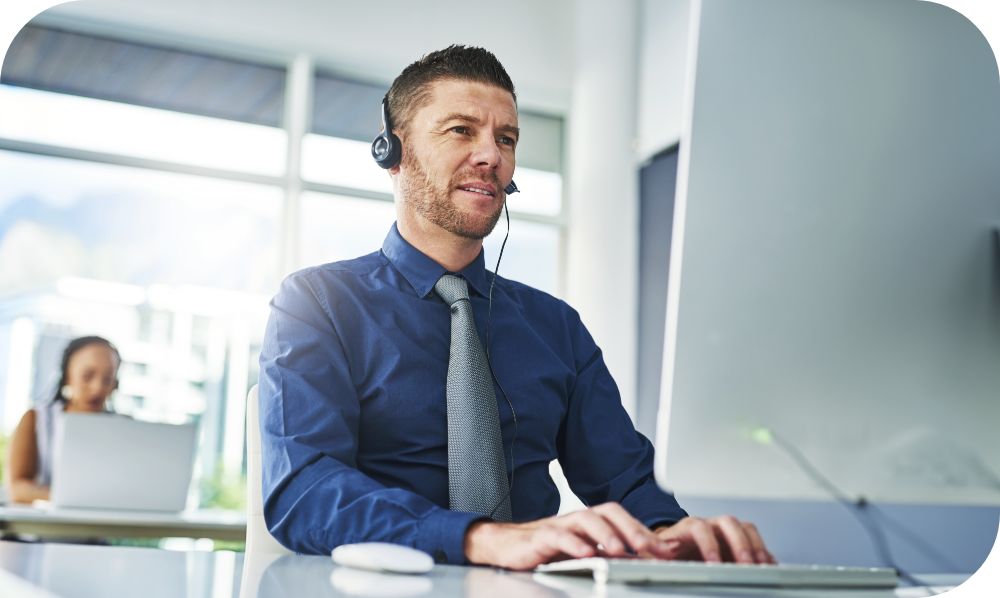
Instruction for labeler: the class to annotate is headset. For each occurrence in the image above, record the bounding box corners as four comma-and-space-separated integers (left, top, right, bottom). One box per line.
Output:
372, 94, 520, 520
371, 96, 402, 170
371, 95, 519, 195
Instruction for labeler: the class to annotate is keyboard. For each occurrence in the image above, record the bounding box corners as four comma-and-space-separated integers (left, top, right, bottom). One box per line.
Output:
534, 558, 899, 588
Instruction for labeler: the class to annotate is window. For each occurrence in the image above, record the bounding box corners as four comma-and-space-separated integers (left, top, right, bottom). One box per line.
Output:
0, 86, 286, 175
483, 217, 561, 296
0, 150, 282, 294
0, 23, 565, 512
301, 135, 392, 193
299, 192, 395, 267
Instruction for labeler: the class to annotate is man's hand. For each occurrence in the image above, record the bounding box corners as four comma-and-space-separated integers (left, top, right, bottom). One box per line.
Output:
464, 502, 679, 570
464, 504, 776, 570
654, 515, 776, 564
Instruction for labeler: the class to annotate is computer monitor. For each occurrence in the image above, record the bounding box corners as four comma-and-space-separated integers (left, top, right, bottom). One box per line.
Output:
655, 0, 1000, 505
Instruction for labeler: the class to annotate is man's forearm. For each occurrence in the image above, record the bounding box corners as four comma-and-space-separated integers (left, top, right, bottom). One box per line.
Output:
265, 455, 481, 562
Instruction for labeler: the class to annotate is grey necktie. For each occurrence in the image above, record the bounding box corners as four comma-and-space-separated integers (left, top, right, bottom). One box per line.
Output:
434, 274, 513, 522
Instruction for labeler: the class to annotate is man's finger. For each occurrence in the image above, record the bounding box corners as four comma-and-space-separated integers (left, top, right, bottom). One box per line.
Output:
536, 525, 595, 561
563, 510, 631, 557
638, 536, 684, 560
679, 517, 722, 562
711, 516, 755, 563
740, 521, 776, 564
592, 503, 674, 558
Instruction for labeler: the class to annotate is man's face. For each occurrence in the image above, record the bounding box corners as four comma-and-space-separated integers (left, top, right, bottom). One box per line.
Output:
393, 78, 518, 240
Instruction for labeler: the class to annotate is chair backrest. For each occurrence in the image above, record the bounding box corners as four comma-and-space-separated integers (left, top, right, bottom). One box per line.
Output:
245, 384, 293, 555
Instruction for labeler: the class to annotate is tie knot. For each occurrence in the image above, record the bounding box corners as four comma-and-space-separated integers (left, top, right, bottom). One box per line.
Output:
434, 274, 470, 306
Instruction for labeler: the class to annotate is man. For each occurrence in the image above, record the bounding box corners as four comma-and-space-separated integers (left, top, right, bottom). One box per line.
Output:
259, 45, 773, 570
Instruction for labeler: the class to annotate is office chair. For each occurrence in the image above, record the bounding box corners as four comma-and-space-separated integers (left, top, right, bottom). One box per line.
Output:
245, 384, 293, 555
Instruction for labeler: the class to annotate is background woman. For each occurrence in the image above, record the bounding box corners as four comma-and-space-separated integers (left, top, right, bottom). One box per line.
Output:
5, 336, 121, 503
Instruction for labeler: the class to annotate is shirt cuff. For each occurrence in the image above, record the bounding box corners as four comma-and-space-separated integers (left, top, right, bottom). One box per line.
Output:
620, 479, 689, 529
417, 509, 486, 564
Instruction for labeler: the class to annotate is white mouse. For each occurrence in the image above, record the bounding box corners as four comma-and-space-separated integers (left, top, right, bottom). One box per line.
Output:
331, 542, 435, 574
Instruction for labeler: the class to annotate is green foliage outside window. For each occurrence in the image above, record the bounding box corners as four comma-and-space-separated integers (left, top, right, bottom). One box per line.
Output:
198, 468, 247, 551
200, 467, 247, 512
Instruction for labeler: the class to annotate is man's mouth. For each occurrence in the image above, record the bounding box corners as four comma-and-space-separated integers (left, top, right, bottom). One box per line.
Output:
457, 183, 497, 198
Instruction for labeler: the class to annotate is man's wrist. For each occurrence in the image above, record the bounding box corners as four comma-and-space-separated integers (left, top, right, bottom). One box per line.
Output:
464, 519, 501, 565
650, 519, 681, 532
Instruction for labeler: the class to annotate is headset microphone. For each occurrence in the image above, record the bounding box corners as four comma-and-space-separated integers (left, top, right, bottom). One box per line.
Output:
371, 95, 402, 170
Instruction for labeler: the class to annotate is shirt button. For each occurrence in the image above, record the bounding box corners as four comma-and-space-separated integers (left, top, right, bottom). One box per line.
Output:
433, 550, 447, 562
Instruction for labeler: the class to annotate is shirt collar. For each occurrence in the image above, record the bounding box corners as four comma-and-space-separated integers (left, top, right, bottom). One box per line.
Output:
382, 222, 490, 299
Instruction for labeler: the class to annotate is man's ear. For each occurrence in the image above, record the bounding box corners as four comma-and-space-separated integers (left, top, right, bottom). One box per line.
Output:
388, 133, 404, 175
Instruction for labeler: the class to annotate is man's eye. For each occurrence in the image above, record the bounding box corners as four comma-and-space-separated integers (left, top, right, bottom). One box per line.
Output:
499, 136, 516, 147
450, 126, 470, 135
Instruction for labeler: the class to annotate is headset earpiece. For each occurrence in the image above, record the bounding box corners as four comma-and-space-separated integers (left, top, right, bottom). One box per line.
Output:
504, 180, 519, 195
372, 96, 402, 169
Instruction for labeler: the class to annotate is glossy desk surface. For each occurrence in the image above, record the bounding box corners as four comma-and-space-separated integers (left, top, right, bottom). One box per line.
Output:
0, 505, 246, 541
0, 541, 965, 598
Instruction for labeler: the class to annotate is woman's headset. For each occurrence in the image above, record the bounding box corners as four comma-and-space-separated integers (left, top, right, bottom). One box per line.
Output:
371, 95, 518, 195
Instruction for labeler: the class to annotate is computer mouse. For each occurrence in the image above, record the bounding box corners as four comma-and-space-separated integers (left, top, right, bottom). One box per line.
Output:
331, 542, 435, 574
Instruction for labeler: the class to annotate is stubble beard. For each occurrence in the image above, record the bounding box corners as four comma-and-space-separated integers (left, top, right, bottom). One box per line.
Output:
399, 148, 505, 240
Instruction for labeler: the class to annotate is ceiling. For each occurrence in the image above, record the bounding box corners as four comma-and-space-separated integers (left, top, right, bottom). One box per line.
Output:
31, 0, 576, 114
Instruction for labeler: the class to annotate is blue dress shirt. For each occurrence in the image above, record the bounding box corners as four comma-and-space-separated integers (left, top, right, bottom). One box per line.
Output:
258, 223, 687, 563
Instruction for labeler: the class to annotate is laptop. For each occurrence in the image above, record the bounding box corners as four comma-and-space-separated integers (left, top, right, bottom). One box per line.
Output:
50, 413, 197, 512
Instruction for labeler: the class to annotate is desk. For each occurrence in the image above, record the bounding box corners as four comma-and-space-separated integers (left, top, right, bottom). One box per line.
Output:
0, 541, 967, 598
0, 505, 246, 542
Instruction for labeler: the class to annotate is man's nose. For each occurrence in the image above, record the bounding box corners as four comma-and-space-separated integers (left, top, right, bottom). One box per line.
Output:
469, 133, 501, 169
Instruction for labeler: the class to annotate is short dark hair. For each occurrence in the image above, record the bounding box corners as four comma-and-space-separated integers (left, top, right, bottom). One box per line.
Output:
387, 45, 516, 133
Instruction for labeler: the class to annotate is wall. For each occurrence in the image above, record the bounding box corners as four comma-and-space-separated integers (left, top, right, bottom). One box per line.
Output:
637, 0, 692, 161
564, 0, 641, 417
636, 147, 678, 440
